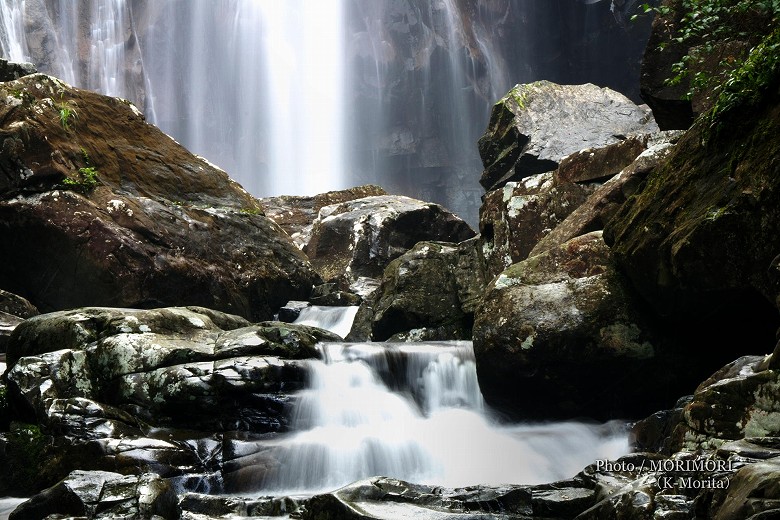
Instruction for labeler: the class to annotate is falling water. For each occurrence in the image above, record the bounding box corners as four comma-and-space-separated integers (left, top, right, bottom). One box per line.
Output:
0, 0, 27, 63
293, 305, 359, 339
256, 342, 628, 494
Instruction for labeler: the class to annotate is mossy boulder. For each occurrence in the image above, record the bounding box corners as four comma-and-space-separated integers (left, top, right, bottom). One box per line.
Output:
473, 232, 667, 419
605, 64, 780, 320
0, 74, 319, 320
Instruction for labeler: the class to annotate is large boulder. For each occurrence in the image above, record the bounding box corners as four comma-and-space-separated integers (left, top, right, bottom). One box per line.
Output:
605, 64, 780, 322
0, 74, 319, 320
303, 195, 475, 288
477, 81, 658, 192
9, 470, 178, 520
1, 306, 339, 495
371, 240, 485, 341
479, 171, 594, 279
260, 184, 387, 247
473, 232, 669, 419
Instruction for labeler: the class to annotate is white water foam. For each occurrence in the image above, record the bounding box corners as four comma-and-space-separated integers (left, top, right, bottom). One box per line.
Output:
256, 342, 628, 494
293, 306, 359, 339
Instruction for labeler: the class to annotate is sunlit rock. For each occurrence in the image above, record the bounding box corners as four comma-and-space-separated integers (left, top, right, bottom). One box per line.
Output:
479, 171, 593, 279
303, 195, 475, 289
478, 81, 658, 192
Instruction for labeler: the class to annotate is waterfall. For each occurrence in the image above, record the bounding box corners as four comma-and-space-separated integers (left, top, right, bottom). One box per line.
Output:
0, 0, 27, 63
293, 305, 359, 339
256, 342, 628, 494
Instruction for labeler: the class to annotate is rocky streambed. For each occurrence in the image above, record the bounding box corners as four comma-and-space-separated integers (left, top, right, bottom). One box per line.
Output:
1, 7, 780, 518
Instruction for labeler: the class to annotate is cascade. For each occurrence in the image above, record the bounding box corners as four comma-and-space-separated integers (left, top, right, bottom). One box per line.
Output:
293, 305, 359, 339
255, 342, 628, 494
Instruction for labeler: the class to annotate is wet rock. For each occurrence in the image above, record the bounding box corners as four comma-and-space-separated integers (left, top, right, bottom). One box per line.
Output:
473, 232, 664, 419
260, 185, 387, 247
478, 81, 658, 192
708, 458, 780, 519
669, 355, 780, 452
302, 477, 534, 520
606, 61, 780, 323
0, 74, 319, 321
179, 492, 299, 519
529, 140, 677, 258
0, 289, 39, 319
309, 283, 361, 306
555, 135, 647, 184
631, 395, 692, 454
0, 59, 36, 82
479, 172, 593, 279
303, 195, 475, 286
9, 470, 178, 520
0, 306, 341, 494
0, 312, 24, 353
277, 301, 310, 323
6, 308, 335, 432
372, 241, 471, 341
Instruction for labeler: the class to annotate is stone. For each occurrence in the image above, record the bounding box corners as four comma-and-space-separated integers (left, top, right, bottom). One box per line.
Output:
303, 195, 475, 286
529, 140, 677, 258
554, 135, 647, 184
0, 289, 39, 319
473, 232, 665, 419
372, 242, 469, 341
479, 172, 593, 279
302, 477, 534, 520
478, 81, 659, 192
605, 81, 780, 323
0, 59, 36, 82
1, 306, 341, 494
0, 74, 319, 321
277, 301, 310, 323
260, 185, 387, 247
9, 470, 178, 520
309, 283, 362, 306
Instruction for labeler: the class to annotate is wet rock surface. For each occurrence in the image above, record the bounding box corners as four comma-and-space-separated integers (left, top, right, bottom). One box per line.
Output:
0, 306, 340, 498
478, 81, 658, 192
303, 195, 475, 289
0, 74, 319, 321
473, 231, 666, 419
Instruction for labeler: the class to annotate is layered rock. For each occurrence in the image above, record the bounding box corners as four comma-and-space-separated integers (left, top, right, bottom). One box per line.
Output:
1, 306, 339, 495
260, 185, 387, 248
0, 74, 319, 320
479, 171, 594, 279
473, 232, 666, 419
303, 195, 475, 290
477, 81, 658, 192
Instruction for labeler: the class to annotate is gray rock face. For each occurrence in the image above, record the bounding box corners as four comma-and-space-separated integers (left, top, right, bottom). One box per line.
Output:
473, 232, 662, 419
303, 195, 475, 288
479, 171, 594, 279
478, 81, 659, 192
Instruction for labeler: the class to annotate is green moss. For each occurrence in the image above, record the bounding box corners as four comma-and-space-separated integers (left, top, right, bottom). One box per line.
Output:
239, 207, 262, 215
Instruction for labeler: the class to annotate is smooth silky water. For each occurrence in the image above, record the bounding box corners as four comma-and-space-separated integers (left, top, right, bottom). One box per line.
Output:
250, 307, 630, 496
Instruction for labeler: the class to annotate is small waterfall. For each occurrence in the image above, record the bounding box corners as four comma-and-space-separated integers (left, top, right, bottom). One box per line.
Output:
293, 306, 359, 339
257, 342, 628, 494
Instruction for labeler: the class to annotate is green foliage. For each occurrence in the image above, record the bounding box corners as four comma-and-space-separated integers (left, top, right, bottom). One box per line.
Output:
56, 95, 77, 131
239, 207, 262, 215
62, 166, 99, 193
638, 0, 780, 98
6, 422, 48, 491
704, 27, 780, 139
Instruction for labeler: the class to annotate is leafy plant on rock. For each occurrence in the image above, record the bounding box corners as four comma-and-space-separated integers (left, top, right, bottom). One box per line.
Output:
636, 0, 780, 98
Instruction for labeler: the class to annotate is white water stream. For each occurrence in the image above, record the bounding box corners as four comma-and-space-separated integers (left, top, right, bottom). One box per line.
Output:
256, 341, 628, 494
